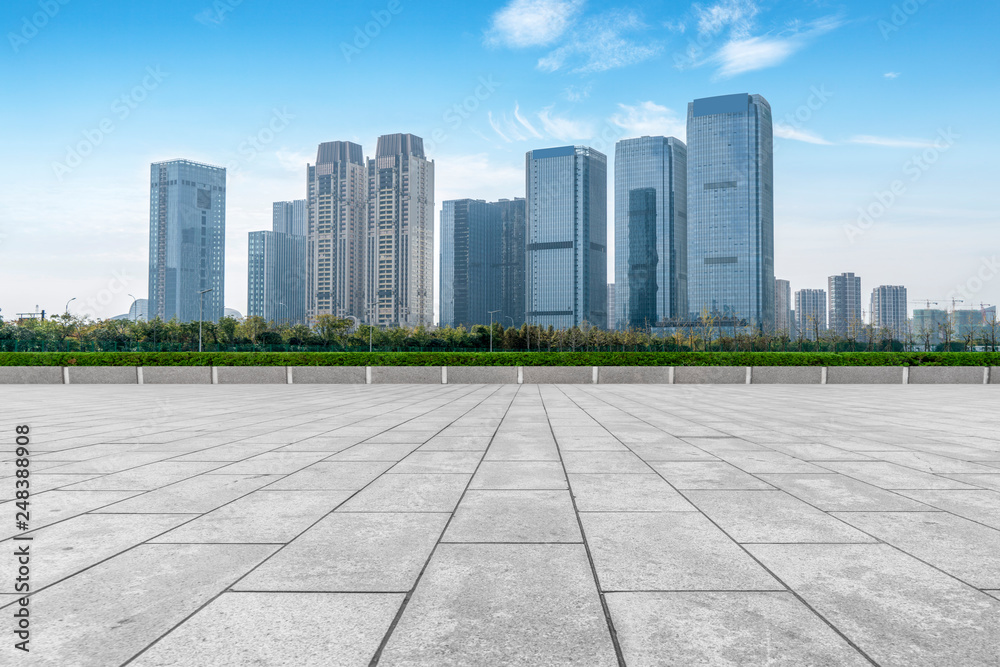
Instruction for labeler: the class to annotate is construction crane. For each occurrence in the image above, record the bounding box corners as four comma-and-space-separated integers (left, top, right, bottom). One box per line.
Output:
910, 299, 940, 309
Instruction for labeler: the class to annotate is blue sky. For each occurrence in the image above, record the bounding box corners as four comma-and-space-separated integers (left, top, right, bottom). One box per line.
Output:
1, 0, 997, 321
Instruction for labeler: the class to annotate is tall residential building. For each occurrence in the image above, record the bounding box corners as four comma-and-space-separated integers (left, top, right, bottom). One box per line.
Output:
607, 284, 616, 330
496, 198, 527, 328
273, 199, 307, 237
614, 136, 687, 330
870, 285, 908, 336
307, 141, 366, 324
439, 199, 501, 329
148, 159, 226, 323
687, 93, 774, 329
367, 134, 434, 327
774, 279, 792, 333
247, 230, 307, 325
795, 289, 827, 340
526, 145, 608, 329
829, 272, 863, 336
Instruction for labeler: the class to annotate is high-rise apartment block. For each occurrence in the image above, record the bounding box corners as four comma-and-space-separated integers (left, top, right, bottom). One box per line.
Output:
526, 146, 608, 329
148, 159, 226, 323
273, 200, 308, 237
614, 136, 687, 330
795, 289, 827, 339
870, 285, 908, 335
606, 284, 616, 330
367, 134, 435, 327
774, 278, 792, 333
247, 230, 307, 325
307, 141, 366, 324
686, 94, 774, 329
828, 272, 863, 336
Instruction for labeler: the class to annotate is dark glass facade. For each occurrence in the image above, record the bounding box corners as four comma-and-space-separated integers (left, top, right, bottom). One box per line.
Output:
439, 199, 504, 328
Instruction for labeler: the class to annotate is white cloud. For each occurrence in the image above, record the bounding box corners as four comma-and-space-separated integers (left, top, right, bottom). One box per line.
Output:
773, 124, 833, 145
708, 16, 842, 78
884, 71, 901, 79
537, 10, 661, 74
514, 103, 544, 138
564, 84, 593, 102
485, 0, 584, 48
488, 112, 512, 143
275, 149, 311, 172
849, 135, 937, 149
537, 107, 592, 140
610, 102, 686, 140
694, 0, 760, 38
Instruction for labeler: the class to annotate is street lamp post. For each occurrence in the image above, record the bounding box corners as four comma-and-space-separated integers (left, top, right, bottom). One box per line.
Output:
488, 309, 501, 353
198, 289, 213, 352
64, 297, 76, 315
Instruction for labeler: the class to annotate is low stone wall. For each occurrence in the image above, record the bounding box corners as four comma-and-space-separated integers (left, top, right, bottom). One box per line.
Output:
0, 365, 994, 385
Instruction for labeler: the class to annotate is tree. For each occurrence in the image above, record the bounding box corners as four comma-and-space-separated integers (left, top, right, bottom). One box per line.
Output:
315, 315, 351, 347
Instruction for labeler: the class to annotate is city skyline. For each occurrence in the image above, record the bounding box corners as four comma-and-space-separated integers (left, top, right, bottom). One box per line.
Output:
2, 1, 997, 321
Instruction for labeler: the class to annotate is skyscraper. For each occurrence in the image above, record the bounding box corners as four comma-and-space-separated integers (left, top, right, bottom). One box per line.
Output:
496, 198, 527, 328
607, 284, 616, 331
148, 159, 226, 323
273, 199, 307, 237
526, 145, 608, 329
686, 94, 774, 330
439, 199, 501, 328
307, 141, 366, 324
614, 136, 687, 330
247, 230, 307, 325
795, 289, 827, 340
367, 134, 435, 327
774, 278, 792, 333
829, 272, 863, 336
870, 285, 908, 336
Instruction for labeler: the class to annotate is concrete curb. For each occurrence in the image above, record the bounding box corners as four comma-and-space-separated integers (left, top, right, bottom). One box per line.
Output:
216, 366, 287, 385
291, 366, 367, 384
0, 367, 65, 384
908, 366, 988, 385
827, 367, 906, 385
142, 367, 213, 385
521, 366, 594, 384
751, 366, 823, 384
66, 367, 138, 384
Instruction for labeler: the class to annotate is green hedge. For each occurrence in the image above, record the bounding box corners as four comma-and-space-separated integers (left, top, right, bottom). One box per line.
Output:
0, 352, 997, 367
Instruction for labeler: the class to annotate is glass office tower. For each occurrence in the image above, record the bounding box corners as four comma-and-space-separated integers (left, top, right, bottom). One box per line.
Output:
247, 230, 307, 325
273, 199, 307, 237
148, 159, 226, 323
686, 94, 773, 329
614, 136, 687, 330
526, 146, 607, 329
496, 198, 527, 328
439, 199, 502, 328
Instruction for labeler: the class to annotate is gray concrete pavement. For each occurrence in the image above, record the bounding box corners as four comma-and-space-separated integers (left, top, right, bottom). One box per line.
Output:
1, 384, 999, 666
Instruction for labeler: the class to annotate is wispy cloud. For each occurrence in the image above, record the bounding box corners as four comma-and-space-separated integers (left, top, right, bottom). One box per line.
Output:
275, 149, 311, 172
537, 10, 662, 74
610, 101, 686, 140
773, 124, 833, 145
849, 135, 937, 149
564, 84, 593, 102
537, 106, 593, 140
884, 71, 901, 79
514, 103, 544, 138
485, 0, 584, 48
709, 16, 843, 78
694, 0, 759, 39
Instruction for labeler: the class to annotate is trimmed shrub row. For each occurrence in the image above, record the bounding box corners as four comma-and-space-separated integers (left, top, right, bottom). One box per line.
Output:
0, 351, 997, 367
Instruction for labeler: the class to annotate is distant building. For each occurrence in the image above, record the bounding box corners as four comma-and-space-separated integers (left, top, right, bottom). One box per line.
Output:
795, 289, 827, 340
774, 279, 792, 333
148, 159, 226, 323
607, 284, 616, 330
954, 309, 981, 340
128, 298, 149, 322
367, 134, 435, 327
828, 272, 862, 337
496, 198, 527, 328
273, 200, 307, 237
912, 309, 948, 347
307, 141, 366, 324
870, 285, 908, 337
439, 199, 500, 329
247, 230, 307, 326
614, 136, 687, 330
687, 93, 774, 329
526, 145, 608, 329
223, 308, 243, 321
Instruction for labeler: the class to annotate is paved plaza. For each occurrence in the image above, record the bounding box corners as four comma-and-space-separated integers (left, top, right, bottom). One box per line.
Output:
2, 383, 1000, 666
